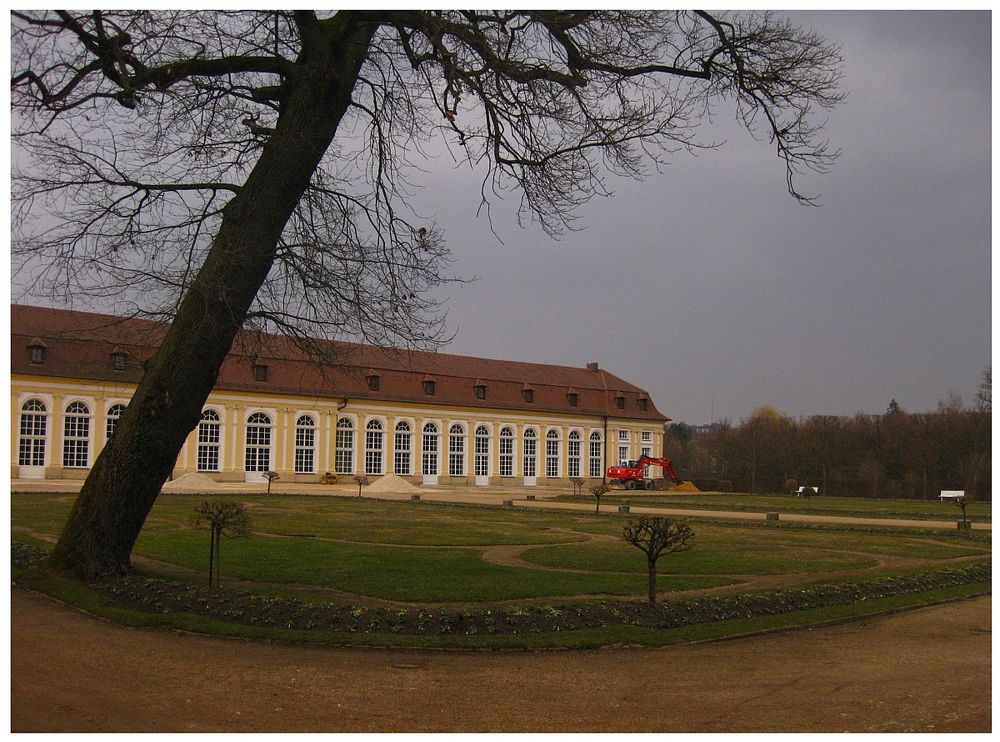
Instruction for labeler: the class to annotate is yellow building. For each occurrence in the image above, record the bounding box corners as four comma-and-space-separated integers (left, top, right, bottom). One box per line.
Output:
12, 305, 668, 487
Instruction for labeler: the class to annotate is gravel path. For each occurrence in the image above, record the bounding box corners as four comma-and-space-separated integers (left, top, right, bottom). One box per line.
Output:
11, 588, 990, 732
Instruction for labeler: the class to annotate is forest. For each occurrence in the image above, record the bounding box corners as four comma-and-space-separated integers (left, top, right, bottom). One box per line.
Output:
665, 372, 991, 500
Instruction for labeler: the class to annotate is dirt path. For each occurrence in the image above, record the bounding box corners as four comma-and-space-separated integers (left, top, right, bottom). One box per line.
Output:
11, 588, 991, 732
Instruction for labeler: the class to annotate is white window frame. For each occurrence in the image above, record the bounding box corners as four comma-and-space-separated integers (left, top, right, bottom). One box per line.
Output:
394, 420, 412, 475
523, 428, 537, 478
499, 425, 515, 477
245, 412, 273, 473
545, 428, 560, 478
105, 402, 127, 441
448, 423, 466, 477
335, 417, 355, 474
365, 419, 385, 475
474, 424, 490, 480
619, 429, 630, 443
18, 398, 48, 469
294, 414, 317, 474
197, 409, 222, 472
589, 431, 603, 478
567, 430, 582, 478
422, 422, 440, 476
62, 401, 91, 468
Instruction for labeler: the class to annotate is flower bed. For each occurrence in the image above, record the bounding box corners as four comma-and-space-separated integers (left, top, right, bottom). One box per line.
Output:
12, 541, 990, 637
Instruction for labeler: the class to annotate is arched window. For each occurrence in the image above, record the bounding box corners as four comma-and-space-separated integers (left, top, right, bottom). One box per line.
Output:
63, 401, 91, 468
335, 418, 355, 474
499, 426, 515, 477
474, 424, 490, 479
18, 399, 47, 468
523, 428, 537, 478
589, 431, 604, 478
245, 412, 272, 473
295, 415, 317, 474
394, 421, 412, 475
568, 430, 582, 478
365, 419, 385, 475
546, 429, 561, 478
448, 423, 466, 476
198, 409, 222, 472
106, 403, 127, 440
422, 422, 439, 476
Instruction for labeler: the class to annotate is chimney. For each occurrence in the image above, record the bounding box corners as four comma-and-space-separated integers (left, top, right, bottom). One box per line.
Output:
586, 362, 599, 371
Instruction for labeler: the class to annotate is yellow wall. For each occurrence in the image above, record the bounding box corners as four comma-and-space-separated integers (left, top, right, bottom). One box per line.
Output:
12, 374, 665, 487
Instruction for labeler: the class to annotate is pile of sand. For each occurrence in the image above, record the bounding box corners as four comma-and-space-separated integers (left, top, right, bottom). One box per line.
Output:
162, 472, 226, 491
672, 481, 702, 493
366, 473, 422, 494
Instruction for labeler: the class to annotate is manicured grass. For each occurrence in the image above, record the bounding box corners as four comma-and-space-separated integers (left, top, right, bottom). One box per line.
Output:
562, 491, 992, 522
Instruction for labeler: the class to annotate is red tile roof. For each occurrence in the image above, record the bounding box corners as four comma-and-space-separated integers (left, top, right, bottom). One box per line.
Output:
11, 304, 668, 421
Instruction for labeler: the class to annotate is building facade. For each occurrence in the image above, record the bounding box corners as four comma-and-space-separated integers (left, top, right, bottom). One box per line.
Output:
12, 305, 668, 487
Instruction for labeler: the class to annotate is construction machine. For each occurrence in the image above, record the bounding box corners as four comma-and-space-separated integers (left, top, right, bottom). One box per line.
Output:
607, 455, 681, 490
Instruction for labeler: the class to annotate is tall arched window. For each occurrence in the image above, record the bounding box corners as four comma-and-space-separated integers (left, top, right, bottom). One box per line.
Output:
245, 412, 272, 473
365, 419, 385, 475
568, 430, 582, 478
198, 409, 222, 472
546, 429, 561, 478
523, 428, 537, 478
474, 424, 490, 479
106, 403, 127, 440
422, 422, 439, 476
589, 431, 604, 478
63, 401, 91, 468
499, 426, 515, 477
295, 415, 316, 474
19, 399, 47, 468
394, 421, 412, 475
448, 423, 466, 476
335, 418, 355, 474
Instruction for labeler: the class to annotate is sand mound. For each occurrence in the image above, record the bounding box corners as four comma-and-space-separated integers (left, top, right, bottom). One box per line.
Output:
366, 473, 422, 494
162, 472, 225, 491
672, 481, 701, 492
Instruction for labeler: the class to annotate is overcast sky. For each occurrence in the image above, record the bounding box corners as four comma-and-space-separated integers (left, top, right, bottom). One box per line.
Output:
411, 10, 992, 425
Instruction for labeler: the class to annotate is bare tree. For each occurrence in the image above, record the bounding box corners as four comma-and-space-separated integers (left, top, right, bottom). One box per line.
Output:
622, 516, 694, 604
193, 500, 252, 588
12, 10, 843, 577
589, 483, 610, 514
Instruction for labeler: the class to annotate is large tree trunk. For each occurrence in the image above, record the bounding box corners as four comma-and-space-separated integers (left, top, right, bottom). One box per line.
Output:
47, 17, 377, 578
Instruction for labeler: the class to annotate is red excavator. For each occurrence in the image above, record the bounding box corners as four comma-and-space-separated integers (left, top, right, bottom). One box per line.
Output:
607, 455, 681, 490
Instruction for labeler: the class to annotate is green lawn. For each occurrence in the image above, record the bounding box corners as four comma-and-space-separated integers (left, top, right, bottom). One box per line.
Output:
561, 491, 992, 522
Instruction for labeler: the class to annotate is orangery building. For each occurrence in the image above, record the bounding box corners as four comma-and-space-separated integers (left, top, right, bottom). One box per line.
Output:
12, 304, 669, 487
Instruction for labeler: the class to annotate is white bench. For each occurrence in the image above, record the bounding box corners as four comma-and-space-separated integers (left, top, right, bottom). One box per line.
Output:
940, 490, 965, 501
796, 486, 818, 496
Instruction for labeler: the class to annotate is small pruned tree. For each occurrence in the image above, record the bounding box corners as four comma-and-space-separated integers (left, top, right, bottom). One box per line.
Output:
589, 483, 610, 514
623, 516, 694, 605
193, 500, 251, 588
354, 475, 370, 498
570, 478, 585, 496
263, 471, 280, 495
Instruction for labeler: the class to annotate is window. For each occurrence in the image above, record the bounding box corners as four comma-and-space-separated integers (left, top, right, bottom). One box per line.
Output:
589, 431, 603, 478
474, 424, 490, 478
62, 401, 91, 468
111, 350, 128, 371
499, 426, 514, 477
106, 403, 126, 440
421, 422, 439, 476
253, 363, 268, 382
567, 392, 578, 407
641, 446, 652, 477
28, 339, 45, 364
568, 430, 581, 478
394, 421, 412, 475
642, 430, 653, 443
367, 374, 380, 391
365, 419, 384, 475
523, 428, 537, 477
522, 387, 534, 403
545, 429, 560, 478
615, 394, 625, 409
474, 383, 487, 400
197, 409, 221, 472
619, 446, 629, 466
335, 418, 355, 474
295, 415, 316, 474
639, 398, 648, 411
18, 399, 47, 467
423, 378, 436, 395
448, 423, 465, 476
619, 429, 630, 442
245, 412, 272, 472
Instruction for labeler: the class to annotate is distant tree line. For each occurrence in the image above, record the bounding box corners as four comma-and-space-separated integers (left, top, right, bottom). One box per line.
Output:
665, 371, 991, 501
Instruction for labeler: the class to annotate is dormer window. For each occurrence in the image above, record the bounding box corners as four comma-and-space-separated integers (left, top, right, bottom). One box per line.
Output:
253, 362, 268, 382
423, 377, 436, 395
638, 397, 649, 411
474, 382, 487, 400
367, 373, 381, 391
522, 386, 534, 403
28, 338, 46, 365
111, 348, 129, 371
615, 393, 626, 410
567, 392, 579, 407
